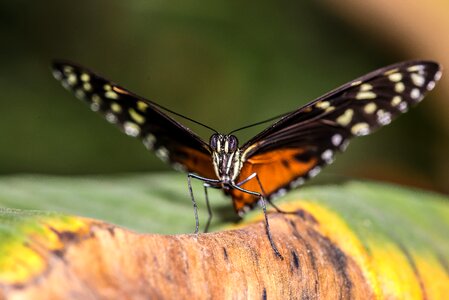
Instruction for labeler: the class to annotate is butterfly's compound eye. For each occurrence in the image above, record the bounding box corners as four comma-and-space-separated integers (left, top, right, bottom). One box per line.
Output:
209, 134, 219, 151
228, 135, 239, 152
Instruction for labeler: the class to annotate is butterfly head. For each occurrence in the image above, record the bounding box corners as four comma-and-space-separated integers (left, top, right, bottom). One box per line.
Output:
209, 134, 242, 183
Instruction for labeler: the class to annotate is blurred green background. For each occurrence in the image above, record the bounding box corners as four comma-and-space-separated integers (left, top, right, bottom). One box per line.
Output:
0, 1, 448, 193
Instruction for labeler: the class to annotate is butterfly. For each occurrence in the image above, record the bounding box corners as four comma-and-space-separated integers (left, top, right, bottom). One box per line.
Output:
52, 60, 441, 258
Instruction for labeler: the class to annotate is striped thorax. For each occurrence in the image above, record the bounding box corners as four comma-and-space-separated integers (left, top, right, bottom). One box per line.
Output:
209, 134, 243, 184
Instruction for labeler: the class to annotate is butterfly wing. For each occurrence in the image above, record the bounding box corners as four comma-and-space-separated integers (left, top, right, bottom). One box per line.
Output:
230, 60, 442, 213
52, 61, 217, 179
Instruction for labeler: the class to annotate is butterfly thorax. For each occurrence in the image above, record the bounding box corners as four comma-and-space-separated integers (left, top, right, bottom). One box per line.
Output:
209, 134, 243, 184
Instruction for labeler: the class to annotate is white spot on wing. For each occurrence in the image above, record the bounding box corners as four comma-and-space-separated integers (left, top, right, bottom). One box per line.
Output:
172, 162, 186, 172
123, 122, 140, 137
290, 177, 305, 189
75, 89, 85, 99
143, 134, 156, 150
410, 88, 421, 100
435, 71, 442, 81
321, 149, 334, 164
426, 81, 435, 91
272, 188, 287, 199
52, 70, 62, 80
308, 166, 321, 178
105, 112, 117, 124
398, 101, 408, 112
156, 147, 170, 162
332, 134, 343, 146
376, 109, 392, 125
340, 140, 350, 151
90, 103, 100, 112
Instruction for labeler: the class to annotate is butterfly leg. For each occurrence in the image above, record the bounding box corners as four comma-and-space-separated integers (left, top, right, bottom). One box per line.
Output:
236, 173, 288, 214
187, 174, 200, 234
231, 184, 283, 259
203, 183, 213, 233
187, 173, 222, 234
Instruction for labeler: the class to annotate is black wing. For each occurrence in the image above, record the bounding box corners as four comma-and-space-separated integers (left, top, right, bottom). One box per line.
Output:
52, 61, 217, 179
231, 60, 441, 213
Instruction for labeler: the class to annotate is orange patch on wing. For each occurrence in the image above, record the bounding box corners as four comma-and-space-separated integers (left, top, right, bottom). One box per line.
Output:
177, 147, 218, 180
230, 148, 318, 212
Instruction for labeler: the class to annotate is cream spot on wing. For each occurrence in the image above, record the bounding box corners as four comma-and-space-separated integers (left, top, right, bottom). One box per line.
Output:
83, 82, 92, 91
137, 101, 149, 112
411, 73, 425, 87
407, 65, 425, 72
129, 108, 145, 124
105, 90, 119, 100
325, 106, 335, 113
356, 91, 376, 100
63, 66, 74, 74
351, 123, 370, 136
364, 102, 377, 114
80, 73, 90, 82
360, 83, 373, 91
351, 80, 362, 86
67, 74, 77, 86
315, 101, 330, 109
111, 103, 122, 113
123, 122, 140, 137
395, 82, 405, 93
103, 84, 112, 91
336, 109, 354, 126
384, 68, 399, 75
391, 95, 402, 106
388, 73, 402, 82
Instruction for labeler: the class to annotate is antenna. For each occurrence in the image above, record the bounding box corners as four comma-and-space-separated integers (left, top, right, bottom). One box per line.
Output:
147, 100, 218, 134
228, 111, 292, 134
